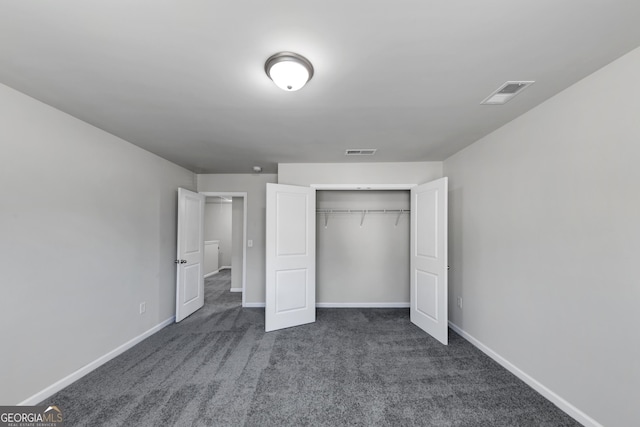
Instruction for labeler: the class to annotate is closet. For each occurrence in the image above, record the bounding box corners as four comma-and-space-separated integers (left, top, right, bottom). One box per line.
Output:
265, 179, 448, 344
316, 190, 410, 306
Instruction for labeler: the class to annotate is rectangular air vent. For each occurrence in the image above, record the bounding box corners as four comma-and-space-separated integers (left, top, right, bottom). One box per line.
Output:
345, 148, 377, 156
481, 81, 534, 105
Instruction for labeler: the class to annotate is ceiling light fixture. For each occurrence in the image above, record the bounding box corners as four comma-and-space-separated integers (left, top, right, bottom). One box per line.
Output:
265, 52, 314, 91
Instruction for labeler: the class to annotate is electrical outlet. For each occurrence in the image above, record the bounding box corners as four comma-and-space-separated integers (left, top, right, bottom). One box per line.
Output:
247, 239, 253, 248
139, 302, 146, 314
456, 297, 463, 309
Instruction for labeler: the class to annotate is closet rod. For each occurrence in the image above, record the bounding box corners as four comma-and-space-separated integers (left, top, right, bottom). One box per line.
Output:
317, 209, 410, 228
315, 209, 410, 213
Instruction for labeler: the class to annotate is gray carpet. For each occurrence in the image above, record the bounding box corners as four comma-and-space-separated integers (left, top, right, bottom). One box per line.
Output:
44, 270, 580, 426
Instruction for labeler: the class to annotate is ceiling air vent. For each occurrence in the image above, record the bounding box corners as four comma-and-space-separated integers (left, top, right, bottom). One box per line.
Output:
481, 81, 534, 105
345, 148, 377, 156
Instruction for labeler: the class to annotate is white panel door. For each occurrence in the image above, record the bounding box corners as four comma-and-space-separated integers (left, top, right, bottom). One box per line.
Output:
265, 183, 316, 332
175, 188, 205, 322
410, 177, 448, 344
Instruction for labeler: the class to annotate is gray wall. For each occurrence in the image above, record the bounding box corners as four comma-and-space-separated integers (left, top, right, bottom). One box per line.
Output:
280, 162, 442, 305
278, 161, 442, 186
0, 83, 196, 404
197, 174, 278, 304
204, 200, 232, 267
197, 164, 442, 305
231, 197, 244, 290
317, 191, 410, 304
444, 47, 640, 427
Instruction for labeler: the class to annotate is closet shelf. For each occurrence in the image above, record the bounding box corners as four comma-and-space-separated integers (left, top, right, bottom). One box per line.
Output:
316, 209, 410, 227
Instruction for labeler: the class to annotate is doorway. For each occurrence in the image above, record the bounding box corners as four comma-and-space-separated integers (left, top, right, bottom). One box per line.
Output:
200, 192, 248, 307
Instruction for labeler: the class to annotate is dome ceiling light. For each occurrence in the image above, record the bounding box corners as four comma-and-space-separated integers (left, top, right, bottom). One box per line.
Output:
265, 52, 314, 91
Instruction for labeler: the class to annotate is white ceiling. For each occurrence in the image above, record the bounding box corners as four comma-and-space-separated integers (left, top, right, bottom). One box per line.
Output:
1, 1, 640, 173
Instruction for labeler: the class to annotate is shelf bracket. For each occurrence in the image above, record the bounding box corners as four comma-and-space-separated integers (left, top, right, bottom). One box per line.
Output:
360, 210, 366, 227
395, 210, 403, 227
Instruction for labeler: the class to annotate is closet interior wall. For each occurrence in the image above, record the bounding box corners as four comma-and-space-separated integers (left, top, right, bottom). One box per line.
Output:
316, 190, 410, 305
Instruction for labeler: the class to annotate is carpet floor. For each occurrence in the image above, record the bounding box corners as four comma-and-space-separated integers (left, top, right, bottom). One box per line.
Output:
45, 270, 580, 426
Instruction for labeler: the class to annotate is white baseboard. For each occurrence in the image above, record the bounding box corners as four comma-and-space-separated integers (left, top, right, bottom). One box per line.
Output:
243, 302, 265, 308
448, 322, 601, 427
19, 316, 175, 406
203, 269, 220, 278
229, 288, 242, 293
316, 302, 410, 308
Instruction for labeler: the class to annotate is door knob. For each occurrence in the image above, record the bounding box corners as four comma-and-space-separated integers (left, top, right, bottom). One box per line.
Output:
180, 260, 187, 264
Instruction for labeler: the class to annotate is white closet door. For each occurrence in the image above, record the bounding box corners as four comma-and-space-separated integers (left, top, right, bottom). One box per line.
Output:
410, 177, 448, 344
176, 188, 205, 322
265, 183, 316, 332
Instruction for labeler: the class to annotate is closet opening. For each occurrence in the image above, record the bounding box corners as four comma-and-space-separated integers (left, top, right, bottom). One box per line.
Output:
266, 179, 447, 341
315, 190, 411, 308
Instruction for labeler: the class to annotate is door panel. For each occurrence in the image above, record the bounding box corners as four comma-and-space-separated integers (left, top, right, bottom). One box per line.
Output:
415, 270, 438, 321
266, 183, 316, 332
275, 269, 308, 312
411, 177, 448, 344
276, 192, 309, 256
416, 190, 438, 258
183, 264, 201, 303
176, 188, 205, 322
